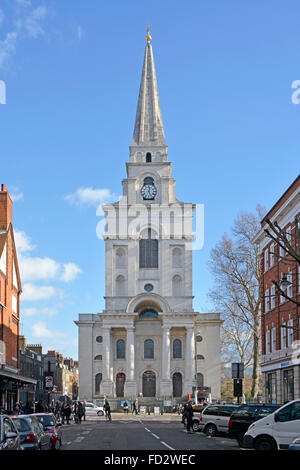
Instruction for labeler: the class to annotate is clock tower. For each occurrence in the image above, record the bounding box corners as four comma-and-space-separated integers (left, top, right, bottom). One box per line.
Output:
76, 29, 222, 404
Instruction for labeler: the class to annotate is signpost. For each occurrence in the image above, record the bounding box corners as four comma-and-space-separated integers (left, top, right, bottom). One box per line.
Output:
232, 363, 244, 404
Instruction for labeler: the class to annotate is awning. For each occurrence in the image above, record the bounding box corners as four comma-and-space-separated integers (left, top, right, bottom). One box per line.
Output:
0, 368, 37, 385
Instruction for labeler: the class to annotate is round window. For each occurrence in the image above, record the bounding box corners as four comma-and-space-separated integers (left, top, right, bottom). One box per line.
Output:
96, 336, 103, 343
196, 335, 203, 342
144, 284, 154, 292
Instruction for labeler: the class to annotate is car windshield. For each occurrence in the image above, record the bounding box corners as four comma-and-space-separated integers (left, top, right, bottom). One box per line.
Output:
36, 415, 55, 427
12, 418, 31, 432
257, 405, 280, 418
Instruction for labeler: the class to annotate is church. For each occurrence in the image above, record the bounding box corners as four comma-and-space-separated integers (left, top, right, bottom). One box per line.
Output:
75, 29, 222, 405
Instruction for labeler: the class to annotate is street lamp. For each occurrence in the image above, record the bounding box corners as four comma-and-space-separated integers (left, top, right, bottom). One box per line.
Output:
280, 275, 291, 289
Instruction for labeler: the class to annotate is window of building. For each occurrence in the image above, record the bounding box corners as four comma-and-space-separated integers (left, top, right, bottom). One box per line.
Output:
266, 330, 270, 354
270, 244, 275, 268
287, 319, 293, 346
144, 283, 154, 292
95, 373, 102, 394
271, 327, 276, 352
94, 355, 102, 360
265, 288, 270, 313
196, 354, 205, 360
139, 229, 158, 268
116, 339, 125, 359
116, 247, 127, 267
264, 248, 269, 271
173, 339, 182, 359
172, 248, 182, 268
196, 373, 204, 388
139, 309, 158, 319
270, 285, 276, 310
287, 271, 293, 298
146, 152, 152, 162
266, 372, 277, 404
281, 324, 287, 349
116, 275, 127, 296
96, 336, 103, 343
196, 335, 203, 342
283, 369, 294, 403
172, 275, 183, 296
144, 339, 154, 359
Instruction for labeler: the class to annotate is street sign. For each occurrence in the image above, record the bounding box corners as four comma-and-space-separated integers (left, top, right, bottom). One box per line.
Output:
232, 363, 244, 379
45, 376, 53, 388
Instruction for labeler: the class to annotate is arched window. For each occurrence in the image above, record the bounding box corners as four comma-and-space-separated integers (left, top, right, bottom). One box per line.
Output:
95, 373, 102, 394
139, 309, 158, 319
172, 275, 183, 296
116, 275, 126, 296
196, 354, 205, 360
172, 248, 182, 268
173, 339, 182, 359
116, 247, 127, 267
116, 339, 125, 359
116, 373, 126, 397
196, 373, 204, 388
144, 339, 154, 359
173, 372, 182, 397
94, 355, 102, 360
146, 152, 152, 162
139, 228, 158, 268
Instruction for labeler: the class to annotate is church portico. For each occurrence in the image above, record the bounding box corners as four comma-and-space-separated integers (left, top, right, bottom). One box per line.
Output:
75, 29, 222, 405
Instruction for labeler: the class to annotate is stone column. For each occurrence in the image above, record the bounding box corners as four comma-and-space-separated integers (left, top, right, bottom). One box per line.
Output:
124, 327, 137, 397
162, 327, 171, 380
102, 327, 113, 396
183, 326, 195, 395
160, 326, 172, 396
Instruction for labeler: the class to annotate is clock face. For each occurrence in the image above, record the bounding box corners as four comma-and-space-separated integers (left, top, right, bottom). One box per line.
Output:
141, 183, 157, 200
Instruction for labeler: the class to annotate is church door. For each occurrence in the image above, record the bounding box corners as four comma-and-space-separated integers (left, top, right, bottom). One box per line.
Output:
142, 370, 156, 397
172, 372, 182, 397
116, 373, 126, 397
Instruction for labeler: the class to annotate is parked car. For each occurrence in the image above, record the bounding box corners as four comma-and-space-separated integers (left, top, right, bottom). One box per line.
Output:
0, 414, 21, 450
289, 436, 300, 450
228, 403, 281, 445
11, 415, 49, 451
84, 402, 104, 416
33, 413, 62, 450
243, 399, 300, 450
193, 404, 239, 435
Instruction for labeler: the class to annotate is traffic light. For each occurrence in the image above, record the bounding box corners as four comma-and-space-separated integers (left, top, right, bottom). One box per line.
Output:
233, 379, 243, 397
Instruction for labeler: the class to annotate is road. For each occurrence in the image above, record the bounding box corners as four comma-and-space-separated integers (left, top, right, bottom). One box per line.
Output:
59, 413, 240, 451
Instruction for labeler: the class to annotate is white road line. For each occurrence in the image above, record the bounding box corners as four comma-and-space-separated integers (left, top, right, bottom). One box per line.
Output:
151, 433, 160, 440
75, 436, 85, 442
145, 428, 151, 433
160, 441, 175, 451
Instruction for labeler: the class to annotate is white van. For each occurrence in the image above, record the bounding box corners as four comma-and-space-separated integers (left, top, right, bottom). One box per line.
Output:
243, 399, 300, 450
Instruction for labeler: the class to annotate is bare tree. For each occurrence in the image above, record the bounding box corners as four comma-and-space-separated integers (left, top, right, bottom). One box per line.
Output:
264, 216, 300, 331
208, 211, 261, 398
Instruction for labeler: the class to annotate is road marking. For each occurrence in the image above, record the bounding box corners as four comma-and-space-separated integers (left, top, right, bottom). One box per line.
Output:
75, 436, 85, 442
160, 441, 175, 450
145, 428, 151, 433
151, 433, 160, 440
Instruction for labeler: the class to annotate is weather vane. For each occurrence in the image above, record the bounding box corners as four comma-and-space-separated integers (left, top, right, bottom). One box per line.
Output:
146, 25, 152, 43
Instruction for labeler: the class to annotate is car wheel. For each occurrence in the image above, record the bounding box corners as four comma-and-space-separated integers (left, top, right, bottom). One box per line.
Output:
192, 420, 201, 432
254, 437, 277, 451
97, 411, 104, 416
205, 424, 217, 437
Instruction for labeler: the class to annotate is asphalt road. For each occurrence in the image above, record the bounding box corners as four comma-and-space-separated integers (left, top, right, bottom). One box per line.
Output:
59, 414, 240, 451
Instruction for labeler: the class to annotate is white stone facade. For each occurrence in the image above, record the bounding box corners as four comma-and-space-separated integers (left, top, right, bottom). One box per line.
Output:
75, 37, 222, 402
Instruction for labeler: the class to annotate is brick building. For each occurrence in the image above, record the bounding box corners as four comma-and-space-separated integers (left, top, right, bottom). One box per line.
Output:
43, 350, 79, 402
18, 336, 46, 404
0, 184, 35, 411
254, 175, 300, 403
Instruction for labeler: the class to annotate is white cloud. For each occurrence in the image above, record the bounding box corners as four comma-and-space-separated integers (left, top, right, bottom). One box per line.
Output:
24, 6, 48, 38
21, 306, 57, 318
14, 230, 36, 253
20, 256, 60, 282
65, 187, 117, 207
60, 263, 82, 282
0, 31, 18, 69
31, 321, 67, 339
22, 283, 58, 301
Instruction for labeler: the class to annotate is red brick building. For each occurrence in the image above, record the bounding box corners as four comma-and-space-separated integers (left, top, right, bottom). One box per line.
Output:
0, 184, 36, 411
254, 175, 300, 403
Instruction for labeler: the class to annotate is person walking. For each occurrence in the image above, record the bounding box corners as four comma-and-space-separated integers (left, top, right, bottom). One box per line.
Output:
75, 401, 84, 424
82, 401, 86, 421
185, 400, 194, 434
104, 400, 111, 422
132, 401, 136, 415
63, 402, 71, 424
123, 401, 129, 414
36, 400, 44, 413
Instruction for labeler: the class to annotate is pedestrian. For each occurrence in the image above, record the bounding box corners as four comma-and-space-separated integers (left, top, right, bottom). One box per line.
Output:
36, 400, 44, 413
104, 399, 111, 422
132, 401, 136, 415
82, 401, 86, 421
185, 400, 194, 434
14, 403, 24, 415
63, 402, 71, 424
123, 401, 129, 414
75, 401, 84, 424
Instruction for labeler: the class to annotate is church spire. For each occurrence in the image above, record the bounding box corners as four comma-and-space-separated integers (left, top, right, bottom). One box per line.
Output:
131, 27, 166, 147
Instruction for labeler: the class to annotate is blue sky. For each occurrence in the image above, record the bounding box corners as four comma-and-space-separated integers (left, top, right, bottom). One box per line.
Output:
0, 0, 299, 360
